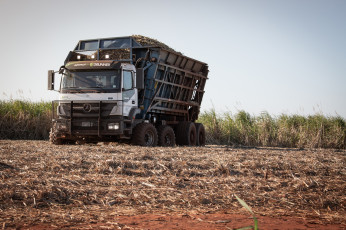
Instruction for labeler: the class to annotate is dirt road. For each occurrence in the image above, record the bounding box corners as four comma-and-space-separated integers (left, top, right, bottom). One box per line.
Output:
0, 140, 345, 229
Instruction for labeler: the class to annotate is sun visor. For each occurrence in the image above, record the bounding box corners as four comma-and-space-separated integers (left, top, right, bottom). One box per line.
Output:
65, 61, 122, 70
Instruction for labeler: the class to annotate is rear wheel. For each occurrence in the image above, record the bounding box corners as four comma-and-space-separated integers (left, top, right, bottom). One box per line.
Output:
176, 121, 196, 146
132, 123, 158, 147
195, 123, 206, 146
157, 125, 176, 147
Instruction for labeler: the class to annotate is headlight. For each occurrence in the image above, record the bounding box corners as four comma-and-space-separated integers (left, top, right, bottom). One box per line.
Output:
108, 123, 119, 130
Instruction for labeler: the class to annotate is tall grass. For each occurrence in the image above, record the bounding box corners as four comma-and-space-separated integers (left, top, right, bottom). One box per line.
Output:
0, 100, 51, 140
1, 100, 345, 149
198, 109, 345, 149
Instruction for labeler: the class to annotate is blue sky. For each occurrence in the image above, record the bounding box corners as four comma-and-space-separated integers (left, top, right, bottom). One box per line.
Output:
0, 0, 345, 117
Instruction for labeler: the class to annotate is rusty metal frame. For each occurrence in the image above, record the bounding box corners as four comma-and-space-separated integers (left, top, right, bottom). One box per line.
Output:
144, 63, 207, 119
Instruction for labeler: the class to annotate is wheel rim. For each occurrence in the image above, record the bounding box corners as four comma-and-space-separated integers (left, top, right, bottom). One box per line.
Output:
144, 131, 154, 146
199, 131, 205, 145
190, 131, 195, 145
164, 134, 172, 145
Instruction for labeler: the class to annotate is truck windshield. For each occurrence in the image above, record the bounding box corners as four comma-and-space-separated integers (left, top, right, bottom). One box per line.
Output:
61, 70, 121, 92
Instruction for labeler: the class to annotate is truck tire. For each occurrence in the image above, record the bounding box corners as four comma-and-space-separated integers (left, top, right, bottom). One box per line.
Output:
157, 125, 176, 147
176, 121, 196, 146
132, 123, 158, 147
195, 123, 206, 146
49, 124, 64, 145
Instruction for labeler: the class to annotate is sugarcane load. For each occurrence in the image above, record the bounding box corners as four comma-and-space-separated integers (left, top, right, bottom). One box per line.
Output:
48, 35, 209, 146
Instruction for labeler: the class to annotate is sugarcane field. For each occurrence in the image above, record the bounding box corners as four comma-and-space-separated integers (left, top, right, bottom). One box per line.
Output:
1, 1, 346, 229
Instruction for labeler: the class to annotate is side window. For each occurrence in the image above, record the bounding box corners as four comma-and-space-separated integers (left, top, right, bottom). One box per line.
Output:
123, 71, 133, 90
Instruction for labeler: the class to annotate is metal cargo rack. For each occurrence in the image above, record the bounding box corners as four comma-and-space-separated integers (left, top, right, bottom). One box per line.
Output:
64, 36, 209, 122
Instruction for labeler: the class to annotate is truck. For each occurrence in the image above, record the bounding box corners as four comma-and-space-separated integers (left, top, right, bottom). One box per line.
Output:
48, 35, 209, 146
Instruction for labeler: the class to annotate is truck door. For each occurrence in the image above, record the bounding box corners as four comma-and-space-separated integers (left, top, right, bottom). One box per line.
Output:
122, 70, 138, 117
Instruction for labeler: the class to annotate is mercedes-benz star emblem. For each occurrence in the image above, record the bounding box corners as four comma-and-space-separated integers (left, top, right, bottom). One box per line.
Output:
83, 104, 92, 112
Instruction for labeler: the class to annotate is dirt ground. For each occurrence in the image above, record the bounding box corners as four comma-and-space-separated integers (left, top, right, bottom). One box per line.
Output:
0, 140, 345, 229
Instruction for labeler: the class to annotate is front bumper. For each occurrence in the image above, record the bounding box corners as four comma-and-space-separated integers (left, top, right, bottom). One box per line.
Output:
52, 100, 129, 138
54, 117, 125, 136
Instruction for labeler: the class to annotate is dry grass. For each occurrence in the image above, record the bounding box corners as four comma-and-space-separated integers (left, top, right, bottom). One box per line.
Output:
198, 109, 346, 149
0, 100, 51, 140
0, 140, 345, 228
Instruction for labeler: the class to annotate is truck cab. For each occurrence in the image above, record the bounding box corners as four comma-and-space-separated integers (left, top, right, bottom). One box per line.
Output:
49, 61, 142, 143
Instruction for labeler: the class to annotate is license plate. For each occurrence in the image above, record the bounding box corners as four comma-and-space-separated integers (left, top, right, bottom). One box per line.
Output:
82, 122, 92, 127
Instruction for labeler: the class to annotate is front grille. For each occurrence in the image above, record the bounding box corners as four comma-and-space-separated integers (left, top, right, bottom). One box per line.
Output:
60, 102, 116, 117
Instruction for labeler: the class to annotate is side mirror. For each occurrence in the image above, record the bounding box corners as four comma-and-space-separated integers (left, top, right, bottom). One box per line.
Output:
58, 66, 65, 74
48, 70, 55, 90
136, 68, 144, 90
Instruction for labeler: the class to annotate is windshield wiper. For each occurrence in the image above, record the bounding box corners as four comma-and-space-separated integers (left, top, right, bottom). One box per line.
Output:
88, 86, 103, 89
80, 89, 102, 93
63, 87, 103, 93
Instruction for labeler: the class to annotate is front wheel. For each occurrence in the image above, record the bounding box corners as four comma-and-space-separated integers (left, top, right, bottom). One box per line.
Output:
49, 124, 65, 145
132, 123, 158, 147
